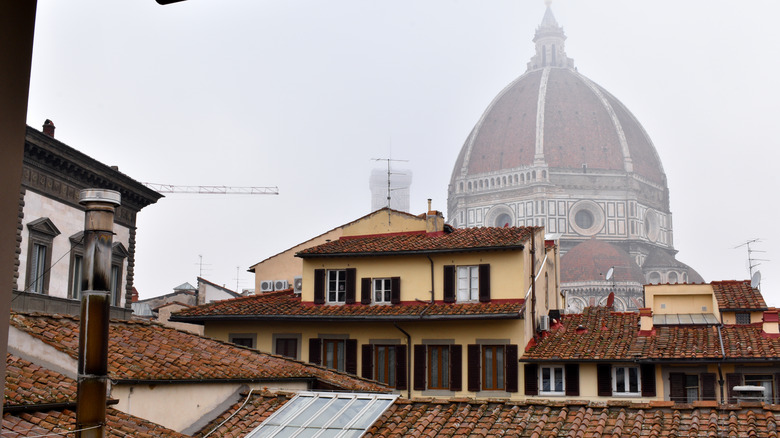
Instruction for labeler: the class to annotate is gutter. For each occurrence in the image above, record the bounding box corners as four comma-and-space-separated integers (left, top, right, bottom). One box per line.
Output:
393, 323, 413, 399
4, 399, 118, 414
171, 313, 524, 323
297, 245, 525, 258
717, 324, 726, 403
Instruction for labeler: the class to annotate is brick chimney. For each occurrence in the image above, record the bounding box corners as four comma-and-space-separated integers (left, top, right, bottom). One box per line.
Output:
639, 307, 654, 335
762, 309, 779, 337
42, 119, 55, 137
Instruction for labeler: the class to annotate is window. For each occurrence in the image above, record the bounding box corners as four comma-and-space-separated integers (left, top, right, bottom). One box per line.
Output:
373, 278, 391, 304
735, 312, 751, 325
362, 344, 407, 389
374, 345, 397, 387
743, 374, 774, 403
24, 218, 60, 294
428, 345, 450, 390
324, 339, 346, 371
229, 333, 256, 348
327, 270, 346, 303
275, 337, 298, 359
670, 372, 716, 403
68, 232, 84, 300
482, 345, 505, 391
111, 242, 128, 307
540, 366, 565, 395
309, 338, 357, 374
613, 366, 640, 395
28, 243, 48, 293
457, 266, 479, 302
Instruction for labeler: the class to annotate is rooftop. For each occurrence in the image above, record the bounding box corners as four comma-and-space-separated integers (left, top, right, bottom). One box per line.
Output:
712, 280, 768, 311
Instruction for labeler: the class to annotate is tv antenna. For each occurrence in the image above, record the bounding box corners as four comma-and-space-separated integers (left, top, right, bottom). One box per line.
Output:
371, 157, 409, 208
195, 254, 212, 278
144, 183, 279, 195
734, 239, 769, 282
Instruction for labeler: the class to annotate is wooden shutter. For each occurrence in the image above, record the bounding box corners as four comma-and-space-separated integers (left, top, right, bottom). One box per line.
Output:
313, 269, 326, 304
700, 373, 717, 401
396, 345, 407, 390
413, 344, 426, 391
345, 339, 358, 375
505, 344, 518, 392
443, 265, 455, 303
565, 364, 580, 396
669, 372, 685, 403
467, 344, 480, 392
524, 363, 539, 396
597, 364, 612, 396
775, 373, 780, 405
478, 264, 491, 302
309, 338, 322, 365
450, 344, 463, 391
391, 277, 401, 304
360, 278, 371, 305
726, 373, 743, 403
640, 364, 656, 397
361, 344, 373, 379
345, 268, 357, 304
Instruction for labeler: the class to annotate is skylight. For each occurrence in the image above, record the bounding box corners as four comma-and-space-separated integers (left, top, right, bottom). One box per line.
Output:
245, 391, 398, 438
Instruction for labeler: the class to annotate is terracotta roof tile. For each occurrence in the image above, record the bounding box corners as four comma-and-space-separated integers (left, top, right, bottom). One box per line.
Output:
2, 408, 187, 437
712, 280, 768, 310
173, 290, 524, 320
4, 354, 76, 407
9, 312, 388, 392
297, 226, 536, 256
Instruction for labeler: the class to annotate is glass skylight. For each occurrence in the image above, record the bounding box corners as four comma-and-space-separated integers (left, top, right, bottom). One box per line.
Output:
245, 391, 397, 438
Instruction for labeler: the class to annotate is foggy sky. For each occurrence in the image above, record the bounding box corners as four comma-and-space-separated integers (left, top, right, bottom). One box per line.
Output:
26, 0, 780, 305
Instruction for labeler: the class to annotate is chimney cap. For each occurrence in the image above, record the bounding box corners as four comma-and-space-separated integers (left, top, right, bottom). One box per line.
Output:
79, 189, 121, 206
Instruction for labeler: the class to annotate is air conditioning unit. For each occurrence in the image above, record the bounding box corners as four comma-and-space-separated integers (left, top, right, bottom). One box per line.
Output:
260, 280, 274, 293
274, 279, 289, 291
293, 276, 303, 294
538, 315, 550, 331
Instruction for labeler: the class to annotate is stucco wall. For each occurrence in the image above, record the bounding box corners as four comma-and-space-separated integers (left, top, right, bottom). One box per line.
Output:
645, 284, 719, 315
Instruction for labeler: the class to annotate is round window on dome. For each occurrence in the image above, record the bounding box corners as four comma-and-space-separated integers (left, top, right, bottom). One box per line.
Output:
569, 200, 605, 236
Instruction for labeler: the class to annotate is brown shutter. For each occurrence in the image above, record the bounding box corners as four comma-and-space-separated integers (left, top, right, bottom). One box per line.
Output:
478, 264, 491, 302
361, 278, 371, 305
313, 269, 326, 304
345, 268, 357, 304
565, 364, 580, 396
700, 373, 717, 401
597, 364, 612, 396
669, 372, 685, 403
361, 344, 373, 379
505, 344, 518, 392
345, 339, 358, 375
450, 344, 462, 391
395, 345, 407, 390
443, 265, 455, 303
309, 338, 322, 365
391, 277, 401, 304
640, 364, 656, 397
775, 373, 780, 405
467, 344, 480, 392
524, 363, 539, 395
726, 373, 743, 403
413, 344, 426, 391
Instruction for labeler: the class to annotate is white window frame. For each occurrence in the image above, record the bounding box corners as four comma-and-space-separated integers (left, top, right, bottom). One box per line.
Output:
539, 365, 565, 395
327, 269, 347, 303
612, 366, 641, 396
373, 278, 392, 304
456, 266, 479, 302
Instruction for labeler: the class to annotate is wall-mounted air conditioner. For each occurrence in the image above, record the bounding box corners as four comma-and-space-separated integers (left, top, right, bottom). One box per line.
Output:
538, 315, 550, 331
260, 280, 274, 293
274, 279, 289, 291
293, 276, 303, 294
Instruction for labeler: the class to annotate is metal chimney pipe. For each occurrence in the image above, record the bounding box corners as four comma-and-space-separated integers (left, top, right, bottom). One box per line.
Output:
76, 189, 120, 438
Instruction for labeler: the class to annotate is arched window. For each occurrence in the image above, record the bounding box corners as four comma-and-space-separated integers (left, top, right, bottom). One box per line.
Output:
521, 174, 525, 183
667, 272, 678, 284
542, 170, 547, 179
532, 170, 536, 180
459, 182, 463, 192
468, 181, 472, 191
502, 176, 507, 186
479, 180, 483, 189
648, 272, 661, 284
551, 44, 556, 66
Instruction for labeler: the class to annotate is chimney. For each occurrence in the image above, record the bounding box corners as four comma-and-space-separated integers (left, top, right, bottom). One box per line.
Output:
43, 119, 55, 137
639, 307, 654, 335
762, 309, 779, 337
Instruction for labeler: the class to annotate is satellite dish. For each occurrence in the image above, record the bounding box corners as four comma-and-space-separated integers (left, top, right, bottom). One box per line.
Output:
751, 271, 761, 289
605, 267, 614, 281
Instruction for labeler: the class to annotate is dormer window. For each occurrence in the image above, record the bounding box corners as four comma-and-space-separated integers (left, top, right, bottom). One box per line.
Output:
314, 268, 356, 305
327, 270, 347, 303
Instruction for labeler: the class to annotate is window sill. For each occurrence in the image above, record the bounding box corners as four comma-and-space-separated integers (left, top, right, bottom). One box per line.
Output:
538, 391, 565, 396
421, 389, 454, 397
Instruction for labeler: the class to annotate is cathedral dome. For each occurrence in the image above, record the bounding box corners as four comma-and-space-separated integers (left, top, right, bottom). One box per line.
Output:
561, 239, 645, 285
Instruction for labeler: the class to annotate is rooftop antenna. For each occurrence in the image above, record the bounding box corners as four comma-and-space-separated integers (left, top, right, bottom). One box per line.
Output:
734, 238, 769, 280
195, 254, 211, 278
371, 157, 409, 208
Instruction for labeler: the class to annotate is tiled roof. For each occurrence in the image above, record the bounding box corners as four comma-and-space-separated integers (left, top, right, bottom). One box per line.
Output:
713, 280, 768, 310
192, 390, 292, 438
296, 226, 535, 256
524, 307, 780, 362
173, 290, 525, 321
9, 312, 388, 392
2, 408, 187, 437
191, 392, 780, 438
523, 307, 639, 360
5, 354, 76, 407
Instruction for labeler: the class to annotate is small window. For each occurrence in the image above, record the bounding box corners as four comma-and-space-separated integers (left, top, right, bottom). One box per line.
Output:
324, 339, 346, 371
276, 338, 298, 359
229, 333, 256, 348
111, 242, 128, 307
482, 345, 505, 391
457, 266, 479, 302
735, 313, 751, 325
613, 366, 640, 395
373, 278, 391, 304
28, 243, 48, 293
374, 345, 397, 388
25, 218, 60, 294
327, 270, 347, 303
540, 366, 565, 395
428, 345, 450, 390
744, 374, 774, 403
684, 374, 699, 402
68, 232, 85, 300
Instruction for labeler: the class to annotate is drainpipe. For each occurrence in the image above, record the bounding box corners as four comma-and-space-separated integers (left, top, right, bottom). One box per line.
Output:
76, 189, 121, 438
426, 255, 435, 304
716, 324, 726, 404
393, 323, 412, 399
530, 232, 537, 335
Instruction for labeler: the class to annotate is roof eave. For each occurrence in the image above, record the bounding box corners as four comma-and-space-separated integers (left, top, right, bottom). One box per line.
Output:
171, 313, 523, 323
296, 245, 525, 258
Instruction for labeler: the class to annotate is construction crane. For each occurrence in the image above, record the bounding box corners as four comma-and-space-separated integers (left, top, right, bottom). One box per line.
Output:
143, 183, 279, 195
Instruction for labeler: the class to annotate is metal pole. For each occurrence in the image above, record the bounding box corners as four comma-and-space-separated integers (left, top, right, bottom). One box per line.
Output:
76, 189, 120, 438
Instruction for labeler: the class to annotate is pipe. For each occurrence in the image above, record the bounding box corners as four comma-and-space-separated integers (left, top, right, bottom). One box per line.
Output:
426, 255, 435, 304
393, 323, 412, 399
716, 324, 726, 404
530, 231, 537, 335
76, 189, 120, 438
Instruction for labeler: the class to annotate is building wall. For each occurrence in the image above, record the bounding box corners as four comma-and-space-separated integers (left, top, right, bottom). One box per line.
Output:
644, 284, 719, 315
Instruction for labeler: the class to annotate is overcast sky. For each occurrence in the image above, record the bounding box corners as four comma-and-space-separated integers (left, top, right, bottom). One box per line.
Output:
26, 0, 780, 305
